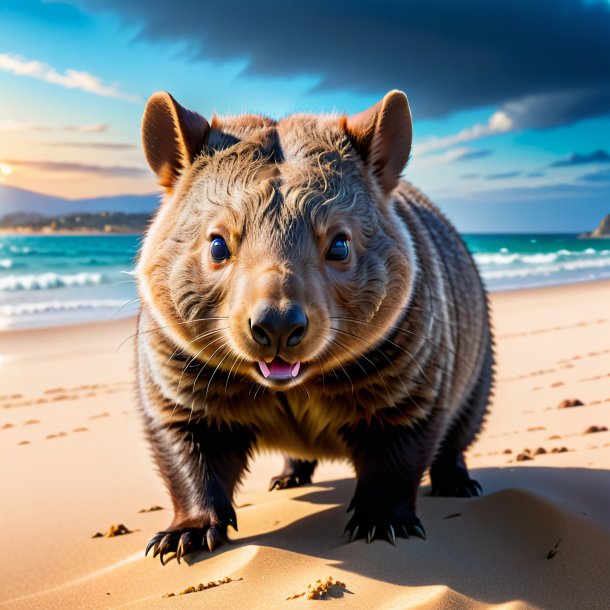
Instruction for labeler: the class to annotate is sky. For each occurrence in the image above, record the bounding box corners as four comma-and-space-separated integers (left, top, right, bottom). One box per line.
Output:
0, 0, 609, 232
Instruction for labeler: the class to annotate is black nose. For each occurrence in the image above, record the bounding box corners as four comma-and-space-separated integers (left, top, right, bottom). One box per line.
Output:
250, 304, 308, 349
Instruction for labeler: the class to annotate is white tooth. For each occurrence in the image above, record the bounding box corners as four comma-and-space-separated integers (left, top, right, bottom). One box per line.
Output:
258, 360, 270, 378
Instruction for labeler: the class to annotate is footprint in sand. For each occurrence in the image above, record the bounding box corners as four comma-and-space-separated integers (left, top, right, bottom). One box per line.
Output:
24, 419, 40, 425
73, 427, 89, 433
89, 412, 110, 420
18, 440, 30, 445
46, 432, 68, 440
44, 387, 67, 395
2, 423, 15, 429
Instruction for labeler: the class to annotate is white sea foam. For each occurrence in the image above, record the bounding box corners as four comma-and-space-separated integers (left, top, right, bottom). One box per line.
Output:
0, 258, 12, 269
0, 271, 105, 291
481, 256, 610, 280
473, 248, 610, 267
0, 299, 132, 317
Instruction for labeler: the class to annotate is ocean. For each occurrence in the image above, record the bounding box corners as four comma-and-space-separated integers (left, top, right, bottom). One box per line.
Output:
0, 233, 608, 330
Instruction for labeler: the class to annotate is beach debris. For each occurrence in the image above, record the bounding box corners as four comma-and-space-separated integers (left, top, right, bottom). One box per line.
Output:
583, 425, 608, 435
503, 448, 512, 454
550, 447, 569, 453
443, 513, 462, 520
92, 523, 133, 538
546, 538, 561, 559
287, 577, 350, 601
162, 577, 242, 597
534, 447, 547, 455
558, 399, 584, 409
516, 449, 533, 461
139, 505, 164, 513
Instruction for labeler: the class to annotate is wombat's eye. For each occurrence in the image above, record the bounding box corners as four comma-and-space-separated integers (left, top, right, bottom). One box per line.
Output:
210, 237, 230, 262
326, 236, 350, 261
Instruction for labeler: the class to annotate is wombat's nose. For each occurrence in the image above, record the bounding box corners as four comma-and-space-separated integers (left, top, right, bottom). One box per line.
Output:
250, 304, 308, 349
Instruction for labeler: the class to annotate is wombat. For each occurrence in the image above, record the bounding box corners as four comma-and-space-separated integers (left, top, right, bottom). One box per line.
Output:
136, 90, 493, 564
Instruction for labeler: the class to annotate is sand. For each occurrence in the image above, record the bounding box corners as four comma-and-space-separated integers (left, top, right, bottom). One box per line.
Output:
1, 281, 609, 609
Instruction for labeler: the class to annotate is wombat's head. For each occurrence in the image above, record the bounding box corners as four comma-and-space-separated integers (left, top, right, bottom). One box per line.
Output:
138, 91, 416, 390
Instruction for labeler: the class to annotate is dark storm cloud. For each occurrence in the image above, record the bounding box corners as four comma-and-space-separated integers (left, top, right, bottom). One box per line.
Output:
453, 149, 493, 162
550, 149, 610, 168
75, 0, 610, 125
578, 168, 610, 183
485, 171, 522, 180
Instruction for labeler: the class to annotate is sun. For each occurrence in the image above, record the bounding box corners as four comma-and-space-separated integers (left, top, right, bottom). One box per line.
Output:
0, 163, 12, 177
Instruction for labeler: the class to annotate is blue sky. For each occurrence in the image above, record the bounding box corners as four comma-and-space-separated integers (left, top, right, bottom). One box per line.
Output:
0, 0, 608, 232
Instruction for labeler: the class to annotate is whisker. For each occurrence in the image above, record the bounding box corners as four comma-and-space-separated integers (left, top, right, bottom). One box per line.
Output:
116, 315, 229, 352
331, 326, 421, 412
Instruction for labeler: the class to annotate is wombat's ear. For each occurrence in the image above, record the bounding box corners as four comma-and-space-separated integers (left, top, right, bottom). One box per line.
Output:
344, 90, 412, 195
142, 92, 210, 190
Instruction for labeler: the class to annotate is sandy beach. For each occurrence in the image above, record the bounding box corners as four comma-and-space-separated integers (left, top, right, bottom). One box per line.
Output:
1, 281, 609, 609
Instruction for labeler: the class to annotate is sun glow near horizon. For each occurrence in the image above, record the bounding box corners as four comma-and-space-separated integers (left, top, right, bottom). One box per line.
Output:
0, 163, 13, 177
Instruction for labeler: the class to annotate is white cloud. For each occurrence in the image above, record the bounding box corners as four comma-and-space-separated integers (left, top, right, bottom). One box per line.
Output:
414, 111, 513, 156
0, 119, 48, 131
0, 53, 141, 103
64, 123, 109, 133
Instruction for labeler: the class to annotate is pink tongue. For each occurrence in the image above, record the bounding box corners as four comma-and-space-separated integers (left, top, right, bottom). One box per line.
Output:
258, 359, 301, 379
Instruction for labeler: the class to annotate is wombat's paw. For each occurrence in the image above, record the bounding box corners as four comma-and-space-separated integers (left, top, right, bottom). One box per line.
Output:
430, 453, 483, 498
145, 509, 237, 564
269, 474, 301, 490
268, 459, 316, 491
145, 526, 224, 564
431, 477, 482, 498
343, 503, 426, 545
268, 471, 314, 491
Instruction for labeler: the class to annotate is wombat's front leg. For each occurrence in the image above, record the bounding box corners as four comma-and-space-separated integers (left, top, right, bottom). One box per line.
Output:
144, 420, 253, 564
342, 417, 442, 544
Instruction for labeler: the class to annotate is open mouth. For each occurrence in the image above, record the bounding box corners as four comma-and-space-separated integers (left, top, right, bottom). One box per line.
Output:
257, 357, 301, 381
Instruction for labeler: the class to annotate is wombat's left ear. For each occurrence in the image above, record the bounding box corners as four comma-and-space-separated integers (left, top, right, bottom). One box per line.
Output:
344, 90, 412, 195
142, 92, 210, 191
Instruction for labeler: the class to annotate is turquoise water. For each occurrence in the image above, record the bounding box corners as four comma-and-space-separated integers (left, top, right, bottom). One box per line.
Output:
0, 233, 609, 329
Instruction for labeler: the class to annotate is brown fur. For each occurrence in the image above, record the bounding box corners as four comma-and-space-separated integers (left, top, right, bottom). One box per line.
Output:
136, 91, 493, 563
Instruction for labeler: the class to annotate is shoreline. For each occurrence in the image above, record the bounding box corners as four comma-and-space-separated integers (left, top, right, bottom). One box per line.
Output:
1, 278, 609, 334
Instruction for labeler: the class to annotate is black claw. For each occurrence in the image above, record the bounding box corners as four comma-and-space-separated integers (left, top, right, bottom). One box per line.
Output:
401, 524, 409, 538
367, 526, 376, 544
176, 531, 192, 564
145, 534, 162, 557
228, 516, 238, 532
411, 524, 427, 540
472, 480, 483, 495
387, 525, 397, 546
349, 525, 360, 543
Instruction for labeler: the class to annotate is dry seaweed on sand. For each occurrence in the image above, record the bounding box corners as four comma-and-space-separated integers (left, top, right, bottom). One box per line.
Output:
92, 523, 133, 538
162, 577, 242, 597
287, 577, 350, 601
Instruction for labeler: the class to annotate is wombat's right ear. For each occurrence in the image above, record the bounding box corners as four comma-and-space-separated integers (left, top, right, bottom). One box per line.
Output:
142, 92, 210, 191
344, 90, 412, 196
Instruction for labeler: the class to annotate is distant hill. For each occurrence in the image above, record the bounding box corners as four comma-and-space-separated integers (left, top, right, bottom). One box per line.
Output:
0, 184, 160, 217
0, 211, 150, 234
